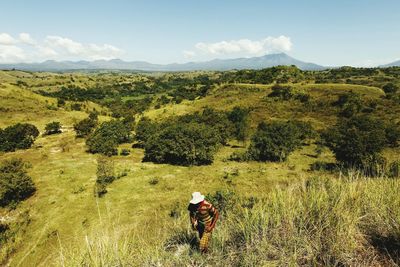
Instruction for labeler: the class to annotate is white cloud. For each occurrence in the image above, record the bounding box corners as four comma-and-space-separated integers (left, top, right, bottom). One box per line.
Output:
0, 33, 124, 63
19, 33, 37, 45
0, 45, 26, 63
183, 50, 196, 59
192, 35, 292, 57
0, 33, 17, 45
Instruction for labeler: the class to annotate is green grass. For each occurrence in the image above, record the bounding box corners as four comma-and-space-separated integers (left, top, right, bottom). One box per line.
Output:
0, 71, 399, 266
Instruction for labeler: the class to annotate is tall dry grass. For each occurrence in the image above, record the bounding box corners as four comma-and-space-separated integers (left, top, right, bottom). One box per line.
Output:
59, 175, 400, 266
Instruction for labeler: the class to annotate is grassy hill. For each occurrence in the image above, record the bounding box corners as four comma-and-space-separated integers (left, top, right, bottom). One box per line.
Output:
0, 68, 399, 266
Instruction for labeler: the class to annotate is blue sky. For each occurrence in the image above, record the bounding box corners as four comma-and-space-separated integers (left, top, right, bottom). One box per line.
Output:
0, 0, 399, 66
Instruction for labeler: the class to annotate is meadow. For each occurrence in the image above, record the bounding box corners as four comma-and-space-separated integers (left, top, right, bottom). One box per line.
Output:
0, 67, 399, 266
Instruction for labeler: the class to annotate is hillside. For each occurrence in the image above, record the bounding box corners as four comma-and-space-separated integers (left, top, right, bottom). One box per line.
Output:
0, 67, 400, 266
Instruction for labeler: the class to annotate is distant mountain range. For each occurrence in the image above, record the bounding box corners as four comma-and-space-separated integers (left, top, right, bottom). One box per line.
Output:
380, 59, 400, 67
0, 53, 326, 72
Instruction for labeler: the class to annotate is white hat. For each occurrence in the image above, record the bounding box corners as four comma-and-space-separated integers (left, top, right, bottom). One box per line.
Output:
190, 192, 205, 204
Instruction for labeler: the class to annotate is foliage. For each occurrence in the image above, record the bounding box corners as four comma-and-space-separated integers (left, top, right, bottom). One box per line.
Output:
322, 115, 387, 169
86, 120, 132, 156
247, 120, 313, 162
227, 106, 250, 142
44, 121, 62, 135
94, 156, 115, 197
143, 122, 220, 166
135, 117, 159, 146
334, 91, 363, 117
0, 123, 39, 152
74, 113, 98, 137
0, 158, 36, 207
382, 82, 399, 95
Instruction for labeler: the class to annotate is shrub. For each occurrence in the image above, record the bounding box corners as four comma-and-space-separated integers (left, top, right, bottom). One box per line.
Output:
94, 156, 115, 197
268, 84, 295, 100
0, 123, 39, 152
322, 115, 387, 170
120, 148, 130, 156
388, 160, 400, 178
0, 158, 36, 207
143, 122, 220, 166
247, 120, 311, 162
334, 91, 363, 117
74, 115, 98, 137
44, 121, 62, 135
135, 117, 159, 146
71, 102, 82, 111
86, 120, 132, 156
227, 106, 250, 142
385, 122, 400, 147
382, 82, 399, 95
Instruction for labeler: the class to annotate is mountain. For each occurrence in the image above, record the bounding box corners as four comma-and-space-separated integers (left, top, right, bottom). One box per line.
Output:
0, 53, 325, 71
380, 59, 400, 67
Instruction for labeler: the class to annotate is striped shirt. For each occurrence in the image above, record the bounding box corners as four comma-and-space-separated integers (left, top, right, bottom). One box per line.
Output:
188, 200, 216, 226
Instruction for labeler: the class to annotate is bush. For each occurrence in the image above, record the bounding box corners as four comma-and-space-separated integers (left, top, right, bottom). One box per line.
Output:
227, 106, 249, 142
385, 122, 400, 147
247, 120, 312, 162
94, 156, 115, 197
0, 158, 36, 207
86, 120, 132, 156
120, 148, 130, 156
143, 122, 220, 166
74, 114, 98, 137
268, 84, 295, 100
0, 123, 39, 152
322, 115, 387, 169
334, 91, 363, 117
44, 121, 62, 135
135, 117, 159, 146
382, 82, 399, 95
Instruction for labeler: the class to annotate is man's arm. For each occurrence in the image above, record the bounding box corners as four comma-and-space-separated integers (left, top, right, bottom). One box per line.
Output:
189, 212, 198, 230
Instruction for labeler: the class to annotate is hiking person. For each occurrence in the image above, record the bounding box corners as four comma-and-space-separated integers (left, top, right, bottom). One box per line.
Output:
187, 192, 219, 253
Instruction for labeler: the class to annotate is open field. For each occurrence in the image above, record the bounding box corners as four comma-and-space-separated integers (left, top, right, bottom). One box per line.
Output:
1, 68, 400, 266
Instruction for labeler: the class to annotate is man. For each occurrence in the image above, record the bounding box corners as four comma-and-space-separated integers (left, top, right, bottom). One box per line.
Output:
187, 192, 219, 253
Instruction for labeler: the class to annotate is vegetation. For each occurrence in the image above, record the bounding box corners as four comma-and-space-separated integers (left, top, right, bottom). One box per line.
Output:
44, 121, 62, 135
0, 158, 35, 207
0, 123, 39, 152
0, 67, 400, 266
143, 121, 220, 165
246, 120, 313, 162
86, 120, 132, 156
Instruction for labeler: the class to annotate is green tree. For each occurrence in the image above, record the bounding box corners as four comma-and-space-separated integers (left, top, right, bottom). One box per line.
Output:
382, 82, 399, 95
0, 158, 36, 207
227, 106, 250, 143
0, 123, 39, 152
44, 121, 62, 135
143, 122, 220, 166
86, 120, 132, 156
322, 115, 387, 168
74, 114, 98, 137
247, 121, 309, 162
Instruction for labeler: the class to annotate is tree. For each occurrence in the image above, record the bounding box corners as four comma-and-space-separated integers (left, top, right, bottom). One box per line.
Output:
334, 91, 363, 117
86, 120, 132, 156
74, 114, 98, 137
322, 115, 387, 168
135, 117, 159, 146
247, 120, 310, 162
0, 158, 36, 207
0, 123, 39, 152
382, 83, 399, 95
95, 156, 115, 197
227, 106, 250, 143
44, 121, 62, 135
143, 122, 220, 166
